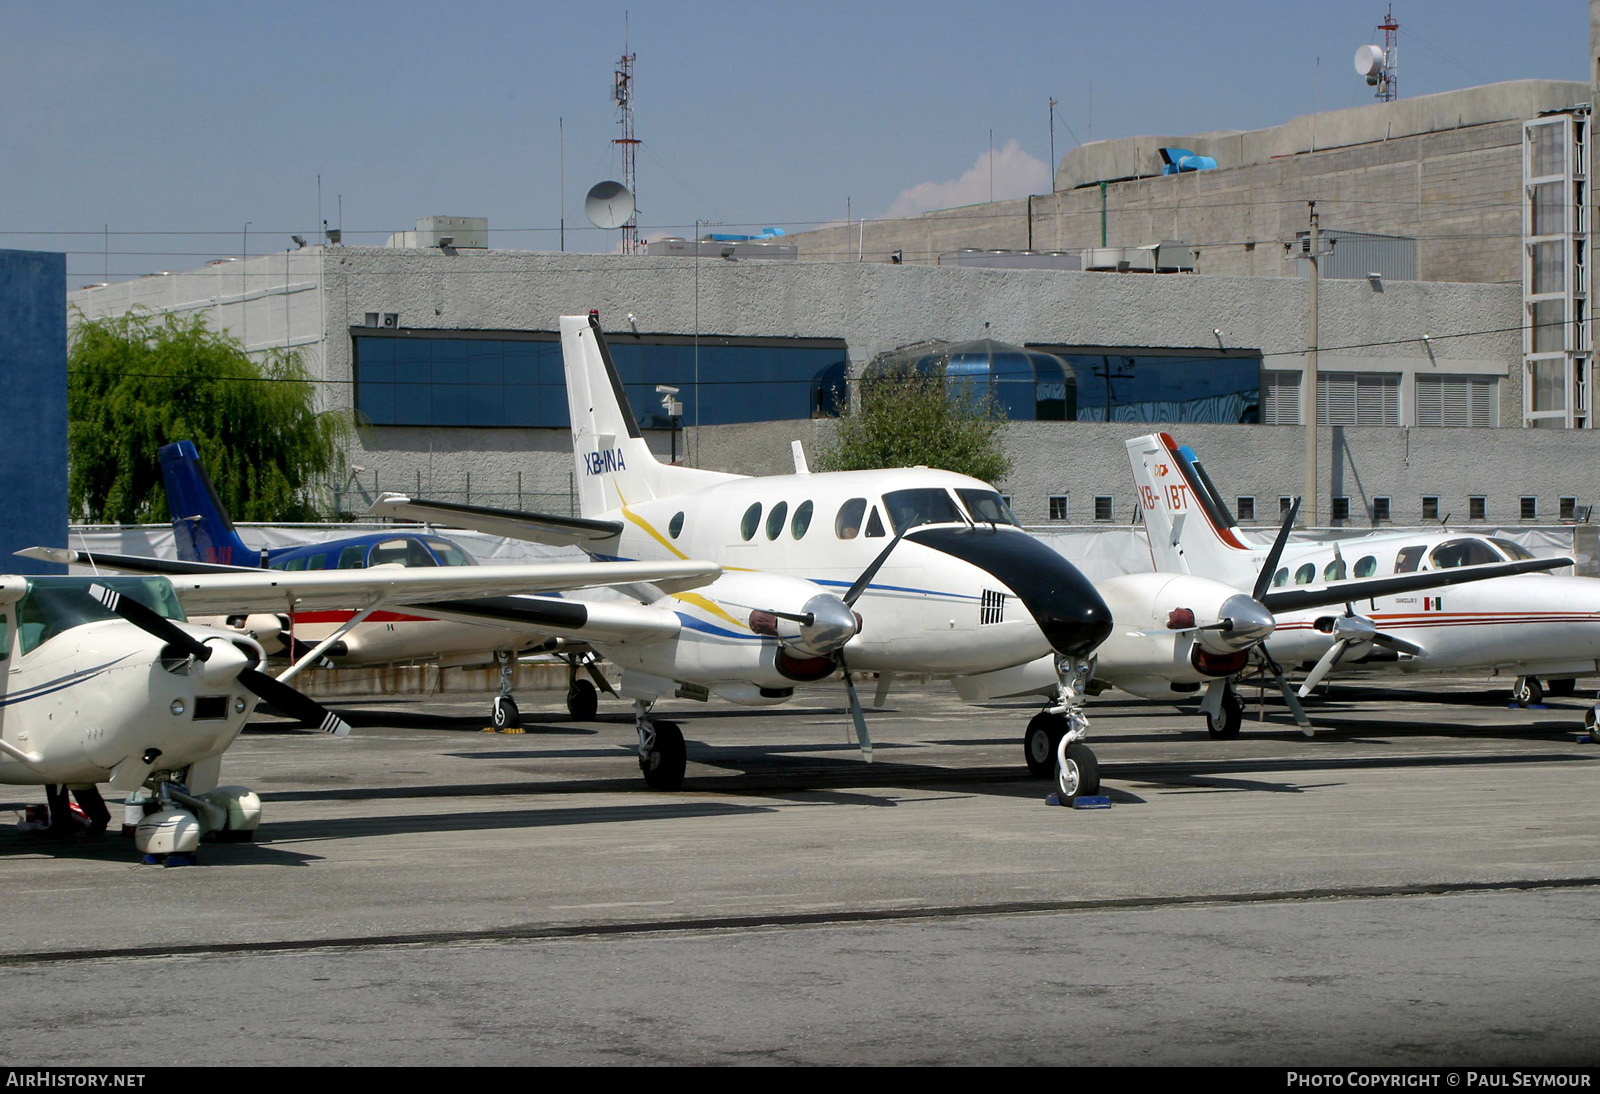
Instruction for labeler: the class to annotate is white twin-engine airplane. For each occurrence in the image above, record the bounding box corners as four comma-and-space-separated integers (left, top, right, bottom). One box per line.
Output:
1122, 431, 1590, 738
1, 558, 717, 860
372, 314, 1554, 798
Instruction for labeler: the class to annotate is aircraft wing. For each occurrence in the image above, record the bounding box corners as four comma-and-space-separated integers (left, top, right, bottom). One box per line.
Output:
1260, 555, 1574, 614
145, 560, 717, 616
368, 494, 623, 547
19, 547, 257, 575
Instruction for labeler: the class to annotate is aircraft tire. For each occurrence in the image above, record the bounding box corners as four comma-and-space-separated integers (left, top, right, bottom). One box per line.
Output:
492, 695, 521, 730
1513, 677, 1544, 706
1024, 712, 1066, 778
567, 678, 599, 721
1206, 688, 1243, 739
640, 721, 686, 790
1057, 740, 1100, 801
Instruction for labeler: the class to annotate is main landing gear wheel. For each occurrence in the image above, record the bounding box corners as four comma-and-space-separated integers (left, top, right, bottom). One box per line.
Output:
1057, 740, 1100, 802
1512, 676, 1544, 706
1024, 712, 1067, 778
1585, 706, 1600, 745
640, 720, 686, 790
491, 694, 521, 730
566, 678, 599, 721
1206, 687, 1243, 739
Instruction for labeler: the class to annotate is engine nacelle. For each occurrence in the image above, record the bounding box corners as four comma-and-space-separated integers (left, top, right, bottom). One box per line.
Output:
1093, 572, 1274, 690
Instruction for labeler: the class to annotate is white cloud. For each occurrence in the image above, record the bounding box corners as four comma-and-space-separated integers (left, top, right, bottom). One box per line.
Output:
885, 141, 1050, 219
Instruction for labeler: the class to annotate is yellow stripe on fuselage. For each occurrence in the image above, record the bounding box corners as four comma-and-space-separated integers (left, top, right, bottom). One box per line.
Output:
673, 592, 748, 630
620, 504, 690, 560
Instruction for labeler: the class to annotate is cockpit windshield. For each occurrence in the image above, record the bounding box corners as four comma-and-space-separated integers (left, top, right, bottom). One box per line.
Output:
1429, 537, 1504, 569
956, 489, 1020, 526
883, 489, 965, 534
1487, 537, 1535, 561
426, 538, 476, 566
18, 576, 185, 656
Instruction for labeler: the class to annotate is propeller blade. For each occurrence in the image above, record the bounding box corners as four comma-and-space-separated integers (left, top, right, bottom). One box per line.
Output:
1259, 653, 1313, 731
1374, 632, 1424, 657
91, 583, 211, 662
1297, 639, 1351, 698
839, 655, 873, 762
843, 534, 905, 608
238, 667, 351, 736
1252, 497, 1301, 602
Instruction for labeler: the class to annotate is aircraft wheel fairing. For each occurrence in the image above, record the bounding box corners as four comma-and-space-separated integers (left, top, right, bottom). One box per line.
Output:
1206, 688, 1243, 738
1056, 740, 1099, 801
1024, 712, 1066, 778
492, 695, 521, 730
640, 720, 686, 790
135, 808, 202, 856
567, 679, 599, 721
199, 786, 261, 841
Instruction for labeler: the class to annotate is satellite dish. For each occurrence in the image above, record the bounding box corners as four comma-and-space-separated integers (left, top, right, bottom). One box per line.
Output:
1354, 44, 1386, 84
585, 181, 635, 230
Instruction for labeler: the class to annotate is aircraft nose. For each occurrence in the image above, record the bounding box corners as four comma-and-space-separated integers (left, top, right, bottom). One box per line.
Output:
906, 527, 1114, 658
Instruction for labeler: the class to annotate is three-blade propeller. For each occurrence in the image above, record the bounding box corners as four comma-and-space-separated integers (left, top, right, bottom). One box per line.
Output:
91, 583, 351, 736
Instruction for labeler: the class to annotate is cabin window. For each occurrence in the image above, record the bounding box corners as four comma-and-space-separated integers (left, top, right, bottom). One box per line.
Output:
1273, 568, 1288, 587
17, 577, 186, 656
766, 501, 789, 541
370, 539, 437, 567
883, 489, 963, 534
1294, 563, 1315, 585
1395, 546, 1425, 573
1430, 538, 1501, 569
1354, 555, 1378, 578
835, 499, 866, 539
1324, 559, 1346, 581
283, 557, 307, 571
669, 512, 685, 539
338, 545, 367, 569
740, 503, 763, 542
957, 489, 1019, 526
0, 613, 9, 660
307, 554, 328, 570
865, 507, 887, 538
791, 501, 813, 539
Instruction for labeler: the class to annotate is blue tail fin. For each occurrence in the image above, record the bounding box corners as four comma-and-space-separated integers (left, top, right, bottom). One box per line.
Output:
158, 441, 256, 566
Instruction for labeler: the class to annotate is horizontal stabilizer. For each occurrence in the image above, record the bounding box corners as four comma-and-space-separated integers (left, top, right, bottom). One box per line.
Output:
370, 494, 623, 547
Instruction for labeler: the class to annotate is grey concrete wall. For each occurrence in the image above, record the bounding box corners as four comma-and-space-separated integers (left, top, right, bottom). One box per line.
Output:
785, 81, 1587, 286
72, 247, 1535, 528
1, 250, 66, 574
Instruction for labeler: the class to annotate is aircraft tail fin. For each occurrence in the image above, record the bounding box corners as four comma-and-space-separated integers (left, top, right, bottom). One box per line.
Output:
559, 313, 736, 518
1125, 432, 1263, 587
158, 441, 257, 567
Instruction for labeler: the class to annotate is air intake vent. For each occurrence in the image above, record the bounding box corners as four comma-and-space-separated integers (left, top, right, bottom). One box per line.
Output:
981, 589, 1006, 626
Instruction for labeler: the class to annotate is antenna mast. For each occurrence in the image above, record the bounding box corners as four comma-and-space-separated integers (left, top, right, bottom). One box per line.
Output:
1377, 5, 1398, 102
614, 34, 640, 255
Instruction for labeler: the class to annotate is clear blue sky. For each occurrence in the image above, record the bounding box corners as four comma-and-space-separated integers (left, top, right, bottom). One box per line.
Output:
0, 0, 1586, 285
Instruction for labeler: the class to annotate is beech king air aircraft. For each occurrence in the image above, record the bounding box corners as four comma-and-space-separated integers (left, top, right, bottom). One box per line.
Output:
371, 315, 1556, 798
113, 440, 612, 729
2, 558, 717, 860
1123, 431, 1590, 738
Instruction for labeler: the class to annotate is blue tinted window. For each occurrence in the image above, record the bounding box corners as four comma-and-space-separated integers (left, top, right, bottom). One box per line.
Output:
355, 332, 847, 429
1039, 349, 1262, 425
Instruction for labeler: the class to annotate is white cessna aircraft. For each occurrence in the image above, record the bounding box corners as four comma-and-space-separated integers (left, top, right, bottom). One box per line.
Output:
1122, 431, 1588, 737
371, 314, 1554, 798
2, 557, 717, 860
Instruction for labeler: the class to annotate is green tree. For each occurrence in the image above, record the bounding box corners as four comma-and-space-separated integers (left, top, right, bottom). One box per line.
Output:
68, 309, 347, 524
816, 361, 1012, 484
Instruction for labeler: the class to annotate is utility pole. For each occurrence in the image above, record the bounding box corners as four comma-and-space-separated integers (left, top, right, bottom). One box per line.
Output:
1303, 201, 1321, 527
